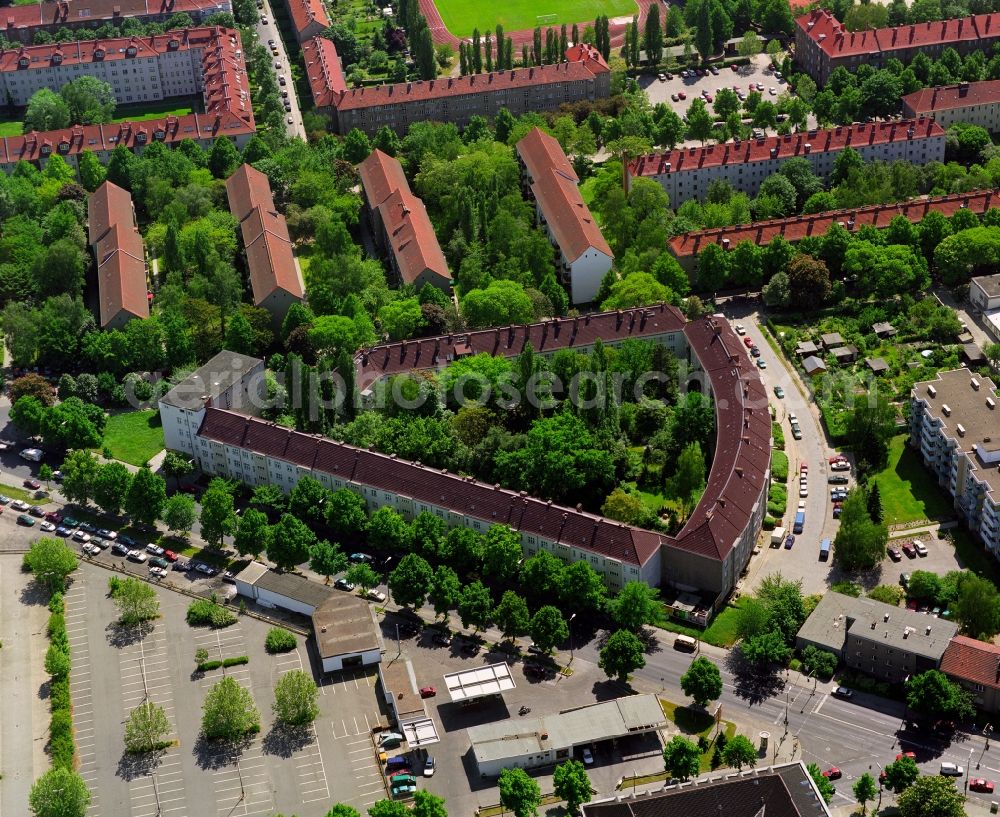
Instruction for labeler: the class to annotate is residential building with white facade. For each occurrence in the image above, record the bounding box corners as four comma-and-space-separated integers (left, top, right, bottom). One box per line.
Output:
910, 370, 1000, 556
902, 80, 1000, 130
971, 274, 1000, 313
515, 127, 613, 305
159, 350, 266, 458
627, 119, 946, 203
158, 308, 771, 617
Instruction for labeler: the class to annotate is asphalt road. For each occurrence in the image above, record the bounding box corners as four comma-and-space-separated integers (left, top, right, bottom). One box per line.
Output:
576, 631, 1000, 808
256, 0, 306, 141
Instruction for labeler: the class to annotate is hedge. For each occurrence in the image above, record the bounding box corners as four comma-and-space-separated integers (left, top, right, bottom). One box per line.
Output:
187, 598, 238, 628
771, 451, 789, 482
198, 660, 224, 671
50, 675, 70, 712
772, 422, 785, 450
46, 601, 74, 771
265, 628, 297, 654
49, 708, 75, 770
222, 655, 249, 667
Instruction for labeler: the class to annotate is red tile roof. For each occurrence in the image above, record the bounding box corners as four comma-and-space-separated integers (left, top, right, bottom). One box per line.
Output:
516, 127, 612, 264
302, 36, 346, 108
670, 317, 771, 561
226, 164, 303, 305
95, 221, 149, 326
354, 303, 688, 392
87, 179, 133, 245
940, 635, 1000, 690
0, 25, 220, 71
668, 189, 1000, 258
198, 407, 664, 567
285, 0, 330, 39
903, 80, 1000, 115
356, 148, 409, 209
240, 207, 302, 303
0, 28, 253, 166
225, 163, 276, 222
357, 149, 450, 288
0, 0, 230, 37
796, 8, 1000, 59
628, 119, 945, 179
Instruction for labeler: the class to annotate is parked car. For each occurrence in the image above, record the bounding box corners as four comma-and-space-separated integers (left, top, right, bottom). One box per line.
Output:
366, 589, 387, 603
940, 762, 964, 777
23, 478, 40, 490
17, 513, 35, 526
902, 541, 917, 558
419, 686, 437, 698
40, 520, 56, 532
194, 563, 217, 576
899, 572, 910, 588
45, 511, 63, 523
888, 547, 902, 561
822, 768, 842, 780
149, 566, 168, 578
78, 522, 96, 533
829, 475, 849, 484
10, 500, 29, 511
72, 530, 91, 543
172, 559, 190, 571
914, 541, 928, 557
127, 550, 148, 563
96, 528, 117, 540
784, 534, 795, 549
111, 542, 130, 556
423, 756, 435, 777
832, 506, 843, 519
55, 526, 71, 537
349, 552, 373, 564
82, 543, 102, 556
581, 747, 594, 765
744, 336, 754, 348
750, 346, 761, 357
149, 557, 169, 569
379, 732, 404, 746
773, 385, 784, 398
832, 686, 854, 699
757, 359, 767, 369
163, 550, 179, 562
432, 631, 452, 647
334, 578, 355, 591
29, 505, 45, 517
0, 495, 11, 505
969, 779, 995, 793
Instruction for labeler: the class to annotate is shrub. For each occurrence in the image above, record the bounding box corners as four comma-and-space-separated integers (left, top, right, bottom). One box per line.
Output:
265, 628, 297, 654
772, 422, 785, 450
186, 598, 238, 628
47, 613, 68, 653
48, 592, 64, 614
222, 655, 249, 667
831, 581, 862, 597
868, 585, 905, 606
50, 676, 70, 713
771, 451, 789, 482
198, 660, 223, 671
49, 708, 74, 769
762, 516, 777, 531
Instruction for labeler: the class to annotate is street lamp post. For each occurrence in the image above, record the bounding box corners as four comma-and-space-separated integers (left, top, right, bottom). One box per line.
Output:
568, 613, 577, 664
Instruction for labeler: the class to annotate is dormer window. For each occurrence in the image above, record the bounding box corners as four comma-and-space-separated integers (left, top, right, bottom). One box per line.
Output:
51, 53, 62, 64
58, 141, 69, 153
168, 38, 179, 50
40, 144, 51, 155
17, 56, 28, 68
93, 48, 105, 59
136, 132, 147, 143
125, 46, 137, 57
153, 129, 165, 140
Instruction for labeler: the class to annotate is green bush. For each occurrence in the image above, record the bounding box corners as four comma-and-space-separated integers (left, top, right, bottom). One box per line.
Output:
762, 516, 777, 530
222, 655, 249, 667
868, 585, 905, 606
789, 658, 802, 672
186, 598, 238, 628
198, 660, 224, 671
50, 676, 70, 712
48, 592, 64, 614
771, 451, 789, 482
772, 422, 785, 450
265, 628, 297, 654
831, 581, 862, 597
47, 613, 68, 654
49, 708, 74, 769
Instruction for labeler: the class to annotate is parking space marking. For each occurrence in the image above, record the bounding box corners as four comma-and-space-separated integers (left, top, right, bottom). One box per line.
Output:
213, 741, 275, 817
65, 577, 102, 817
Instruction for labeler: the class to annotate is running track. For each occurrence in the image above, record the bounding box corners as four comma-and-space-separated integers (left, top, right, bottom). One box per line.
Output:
418, 0, 657, 50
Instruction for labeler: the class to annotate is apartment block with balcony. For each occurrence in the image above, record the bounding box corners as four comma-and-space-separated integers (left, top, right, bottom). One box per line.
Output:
910, 370, 1000, 555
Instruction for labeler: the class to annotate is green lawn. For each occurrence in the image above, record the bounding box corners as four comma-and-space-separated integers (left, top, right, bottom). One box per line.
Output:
872, 435, 953, 525
658, 600, 743, 648
101, 410, 164, 467
1, 483, 50, 504
432, 0, 635, 37
111, 98, 198, 124
0, 120, 23, 137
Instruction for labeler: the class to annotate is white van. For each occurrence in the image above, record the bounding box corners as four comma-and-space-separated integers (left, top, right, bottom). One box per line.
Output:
673, 635, 697, 652
19, 448, 42, 462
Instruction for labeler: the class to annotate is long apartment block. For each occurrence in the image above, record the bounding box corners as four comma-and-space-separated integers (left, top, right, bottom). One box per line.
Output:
0, 27, 254, 172
159, 308, 772, 619
668, 189, 1000, 271
516, 127, 613, 306
795, 8, 1000, 84
910, 370, 1000, 554
627, 119, 945, 203
303, 41, 611, 135
0, 0, 231, 44
903, 80, 1000, 130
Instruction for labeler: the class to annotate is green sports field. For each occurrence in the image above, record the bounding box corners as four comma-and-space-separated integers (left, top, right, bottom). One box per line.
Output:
434, 0, 636, 37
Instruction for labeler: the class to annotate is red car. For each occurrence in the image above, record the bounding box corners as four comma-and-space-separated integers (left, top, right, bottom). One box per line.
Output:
45, 511, 62, 523
677, 91, 686, 100
419, 686, 437, 698
829, 456, 848, 465
901, 542, 917, 558
744, 336, 754, 348
970, 779, 995, 793
896, 752, 916, 761
800, 462, 808, 472
822, 768, 842, 780
730, 63, 739, 71
704, 94, 713, 103
23, 478, 40, 490
163, 550, 179, 562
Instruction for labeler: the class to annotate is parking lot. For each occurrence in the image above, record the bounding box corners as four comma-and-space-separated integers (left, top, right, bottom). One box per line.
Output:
639, 54, 818, 139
